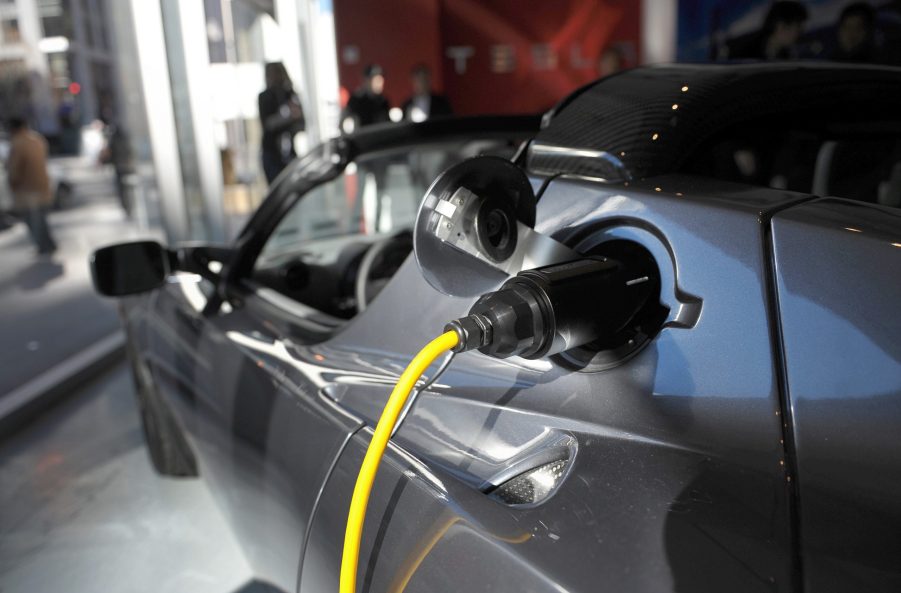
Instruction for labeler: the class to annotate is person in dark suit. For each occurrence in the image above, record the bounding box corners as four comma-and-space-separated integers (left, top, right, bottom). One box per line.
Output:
402, 64, 452, 123
258, 62, 305, 184
831, 2, 877, 63
342, 64, 391, 133
724, 1, 808, 60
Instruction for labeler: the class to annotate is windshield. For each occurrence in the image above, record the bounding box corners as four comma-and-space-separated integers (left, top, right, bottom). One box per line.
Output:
259, 139, 516, 259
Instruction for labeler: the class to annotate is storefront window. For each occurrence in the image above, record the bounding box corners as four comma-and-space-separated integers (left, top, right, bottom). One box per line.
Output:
203, 0, 275, 228
38, 0, 73, 38
1, 17, 19, 42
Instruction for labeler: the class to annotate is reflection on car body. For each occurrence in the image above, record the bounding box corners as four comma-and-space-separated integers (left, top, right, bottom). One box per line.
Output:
95, 66, 901, 593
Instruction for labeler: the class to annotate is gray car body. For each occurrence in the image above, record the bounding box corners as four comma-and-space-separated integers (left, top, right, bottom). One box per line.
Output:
117, 66, 901, 593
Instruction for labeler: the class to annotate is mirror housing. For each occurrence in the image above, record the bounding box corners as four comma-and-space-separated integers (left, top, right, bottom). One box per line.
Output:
91, 240, 171, 296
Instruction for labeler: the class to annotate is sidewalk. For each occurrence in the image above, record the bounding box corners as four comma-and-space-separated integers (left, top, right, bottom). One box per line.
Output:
0, 158, 155, 398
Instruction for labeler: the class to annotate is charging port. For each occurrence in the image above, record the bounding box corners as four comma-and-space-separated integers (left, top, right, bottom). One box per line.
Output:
446, 240, 666, 363
554, 240, 668, 371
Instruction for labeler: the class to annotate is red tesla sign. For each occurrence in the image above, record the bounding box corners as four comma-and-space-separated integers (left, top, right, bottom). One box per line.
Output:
334, 0, 641, 115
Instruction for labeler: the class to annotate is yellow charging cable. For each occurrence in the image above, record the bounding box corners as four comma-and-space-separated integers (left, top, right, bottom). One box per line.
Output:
340, 330, 460, 593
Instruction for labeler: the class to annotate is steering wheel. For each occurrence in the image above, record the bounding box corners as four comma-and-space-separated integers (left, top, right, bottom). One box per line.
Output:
355, 230, 413, 313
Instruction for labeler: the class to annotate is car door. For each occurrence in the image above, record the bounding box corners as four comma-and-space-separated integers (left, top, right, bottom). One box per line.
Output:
145, 273, 361, 592
141, 149, 359, 592
142, 135, 526, 592
297, 176, 806, 593
770, 198, 901, 592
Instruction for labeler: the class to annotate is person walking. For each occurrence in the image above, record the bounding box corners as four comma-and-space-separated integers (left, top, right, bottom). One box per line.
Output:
5, 117, 57, 255
258, 62, 306, 184
101, 122, 135, 217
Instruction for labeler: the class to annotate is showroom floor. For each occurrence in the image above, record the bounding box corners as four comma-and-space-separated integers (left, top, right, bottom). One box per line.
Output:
0, 364, 256, 593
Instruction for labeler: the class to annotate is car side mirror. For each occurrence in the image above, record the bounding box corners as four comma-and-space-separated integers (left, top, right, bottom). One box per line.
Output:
91, 240, 171, 296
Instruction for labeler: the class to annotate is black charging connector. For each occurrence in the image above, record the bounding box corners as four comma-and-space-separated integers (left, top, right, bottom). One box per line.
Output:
445, 256, 655, 360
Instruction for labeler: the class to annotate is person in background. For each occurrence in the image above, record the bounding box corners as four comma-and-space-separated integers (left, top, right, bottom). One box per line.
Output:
725, 1, 809, 60
258, 62, 305, 184
402, 64, 452, 122
100, 122, 135, 217
5, 116, 57, 255
599, 47, 624, 77
342, 64, 390, 133
831, 2, 878, 62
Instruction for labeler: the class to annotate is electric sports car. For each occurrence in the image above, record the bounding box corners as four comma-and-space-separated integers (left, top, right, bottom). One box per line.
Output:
93, 64, 900, 593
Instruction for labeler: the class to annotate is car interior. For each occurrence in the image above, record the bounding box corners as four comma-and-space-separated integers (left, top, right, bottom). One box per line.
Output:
250, 138, 524, 319
681, 115, 901, 208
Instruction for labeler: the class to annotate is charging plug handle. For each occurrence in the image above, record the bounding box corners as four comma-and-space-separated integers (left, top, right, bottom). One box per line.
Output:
445, 256, 653, 360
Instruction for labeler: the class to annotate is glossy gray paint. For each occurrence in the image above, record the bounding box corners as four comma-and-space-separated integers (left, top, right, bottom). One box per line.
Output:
122, 174, 901, 593
124, 120, 541, 592
294, 174, 806, 593
124, 172, 829, 592
770, 199, 901, 592
139, 281, 362, 592
109, 71, 901, 592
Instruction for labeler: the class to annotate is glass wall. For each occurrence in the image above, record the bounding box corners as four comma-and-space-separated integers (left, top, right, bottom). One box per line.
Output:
204, 0, 274, 234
